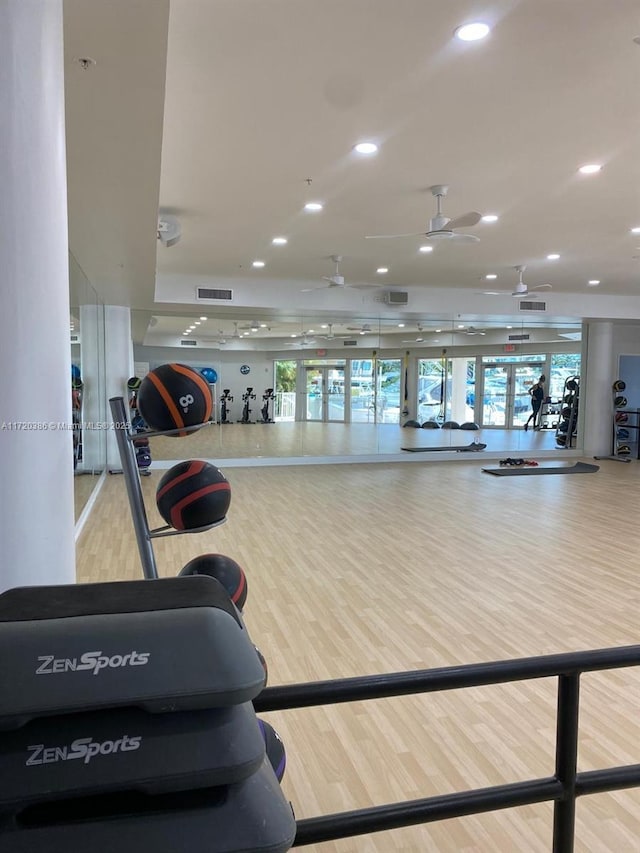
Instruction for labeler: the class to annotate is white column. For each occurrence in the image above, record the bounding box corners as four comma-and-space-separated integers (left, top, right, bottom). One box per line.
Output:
582, 321, 614, 456
450, 357, 468, 424
104, 306, 134, 469
0, 0, 75, 591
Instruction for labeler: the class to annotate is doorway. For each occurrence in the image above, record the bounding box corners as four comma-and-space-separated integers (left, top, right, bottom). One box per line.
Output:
480, 363, 541, 428
304, 366, 346, 422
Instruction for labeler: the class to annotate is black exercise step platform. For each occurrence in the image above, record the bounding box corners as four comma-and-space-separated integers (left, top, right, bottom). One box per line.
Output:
0, 702, 265, 811
0, 577, 266, 729
0, 760, 296, 853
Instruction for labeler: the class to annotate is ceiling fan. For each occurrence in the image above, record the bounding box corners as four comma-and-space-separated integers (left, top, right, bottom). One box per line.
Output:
317, 323, 348, 340
346, 322, 373, 333
482, 265, 553, 298
463, 326, 486, 336
402, 323, 426, 343
365, 185, 481, 243
302, 256, 382, 291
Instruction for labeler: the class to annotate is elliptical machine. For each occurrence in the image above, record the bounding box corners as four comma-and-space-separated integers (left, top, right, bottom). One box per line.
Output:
238, 387, 256, 424
220, 389, 233, 424
258, 388, 275, 424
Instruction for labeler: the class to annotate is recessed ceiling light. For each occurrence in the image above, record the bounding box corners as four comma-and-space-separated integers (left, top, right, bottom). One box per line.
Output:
578, 164, 602, 174
506, 325, 513, 329
359, 331, 366, 335
304, 202, 323, 212
547, 254, 560, 260
189, 325, 196, 330
455, 22, 490, 41
272, 236, 288, 245
435, 329, 442, 333
321, 324, 328, 329
194, 321, 201, 325
631, 227, 640, 234
457, 324, 465, 329
419, 245, 434, 253
252, 260, 265, 268
485, 274, 497, 280
588, 280, 600, 286
377, 267, 388, 274
481, 214, 498, 223
290, 334, 297, 338
260, 323, 267, 328
353, 142, 378, 155
308, 329, 315, 334
199, 316, 207, 321
398, 323, 405, 328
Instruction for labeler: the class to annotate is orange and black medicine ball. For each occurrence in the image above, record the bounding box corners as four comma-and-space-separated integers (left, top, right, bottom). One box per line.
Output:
137, 364, 213, 435
156, 460, 231, 530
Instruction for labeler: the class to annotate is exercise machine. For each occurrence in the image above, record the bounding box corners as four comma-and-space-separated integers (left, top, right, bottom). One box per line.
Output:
258, 388, 275, 424
238, 388, 256, 424
220, 389, 233, 424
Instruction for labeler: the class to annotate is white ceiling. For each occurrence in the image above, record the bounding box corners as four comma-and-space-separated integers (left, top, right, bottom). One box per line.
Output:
63, 0, 640, 343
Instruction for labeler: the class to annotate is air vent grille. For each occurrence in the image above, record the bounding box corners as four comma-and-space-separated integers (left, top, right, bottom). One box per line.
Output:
196, 287, 233, 301
508, 334, 530, 341
343, 339, 358, 346
180, 339, 197, 346
519, 300, 546, 312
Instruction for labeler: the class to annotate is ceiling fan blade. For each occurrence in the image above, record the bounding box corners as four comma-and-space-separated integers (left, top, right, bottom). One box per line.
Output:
348, 283, 383, 290
447, 232, 480, 243
365, 232, 427, 239
445, 211, 482, 230
532, 284, 553, 290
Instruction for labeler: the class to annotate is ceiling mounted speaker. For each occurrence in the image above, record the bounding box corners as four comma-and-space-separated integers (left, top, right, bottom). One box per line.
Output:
157, 214, 181, 247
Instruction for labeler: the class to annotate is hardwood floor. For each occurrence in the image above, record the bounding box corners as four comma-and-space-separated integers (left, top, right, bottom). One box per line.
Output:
76, 458, 640, 851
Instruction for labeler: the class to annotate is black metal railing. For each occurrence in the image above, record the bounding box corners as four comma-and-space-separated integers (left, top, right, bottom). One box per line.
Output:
254, 645, 640, 850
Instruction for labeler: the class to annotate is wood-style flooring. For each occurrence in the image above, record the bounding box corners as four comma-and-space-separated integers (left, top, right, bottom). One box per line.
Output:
76, 457, 640, 851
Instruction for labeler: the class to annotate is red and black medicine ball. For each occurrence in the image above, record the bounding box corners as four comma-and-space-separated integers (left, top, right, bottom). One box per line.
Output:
179, 553, 247, 610
156, 460, 231, 531
137, 363, 213, 436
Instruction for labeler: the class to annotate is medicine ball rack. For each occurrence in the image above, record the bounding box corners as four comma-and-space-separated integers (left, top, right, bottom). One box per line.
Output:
109, 396, 225, 580
555, 376, 580, 449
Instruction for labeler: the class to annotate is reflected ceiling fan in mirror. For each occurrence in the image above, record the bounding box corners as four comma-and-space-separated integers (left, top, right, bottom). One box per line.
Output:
482, 265, 553, 298
463, 326, 486, 336
365, 185, 481, 244
402, 323, 426, 343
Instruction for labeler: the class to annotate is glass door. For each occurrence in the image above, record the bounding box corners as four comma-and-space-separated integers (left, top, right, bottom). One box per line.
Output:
305, 366, 345, 422
481, 363, 545, 428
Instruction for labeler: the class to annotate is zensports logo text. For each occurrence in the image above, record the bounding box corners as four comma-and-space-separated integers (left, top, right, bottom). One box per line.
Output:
35, 651, 150, 676
26, 735, 142, 766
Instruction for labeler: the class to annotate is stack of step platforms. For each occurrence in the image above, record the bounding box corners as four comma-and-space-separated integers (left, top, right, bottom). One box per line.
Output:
0, 576, 295, 853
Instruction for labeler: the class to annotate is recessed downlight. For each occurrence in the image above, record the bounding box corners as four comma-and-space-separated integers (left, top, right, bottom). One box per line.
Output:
376, 267, 388, 274
252, 260, 265, 268
455, 22, 490, 41
304, 202, 323, 212
272, 236, 288, 245
631, 227, 640, 234
398, 323, 405, 328
194, 321, 201, 325
481, 214, 498, 223
457, 324, 465, 329
199, 316, 207, 321
485, 274, 497, 280
547, 253, 560, 260
353, 142, 378, 155
419, 245, 434, 253
588, 279, 600, 286
578, 164, 602, 174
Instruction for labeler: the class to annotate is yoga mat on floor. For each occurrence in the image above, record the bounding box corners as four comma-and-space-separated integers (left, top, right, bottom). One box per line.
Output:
482, 462, 599, 476
402, 443, 486, 453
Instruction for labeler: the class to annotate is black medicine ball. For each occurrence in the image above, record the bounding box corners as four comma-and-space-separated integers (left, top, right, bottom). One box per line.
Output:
138, 363, 213, 436
156, 460, 231, 531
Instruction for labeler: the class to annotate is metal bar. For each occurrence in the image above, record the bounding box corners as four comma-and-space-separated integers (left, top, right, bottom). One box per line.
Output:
575, 764, 640, 796
552, 675, 580, 853
292, 778, 562, 847
108, 397, 158, 580
254, 645, 640, 712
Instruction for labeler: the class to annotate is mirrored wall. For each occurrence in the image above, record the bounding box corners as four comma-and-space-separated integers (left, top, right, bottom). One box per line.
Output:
131, 311, 584, 462
69, 252, 107, 519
